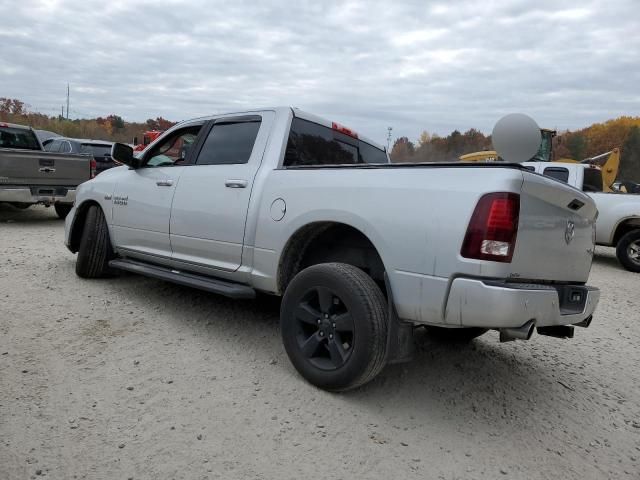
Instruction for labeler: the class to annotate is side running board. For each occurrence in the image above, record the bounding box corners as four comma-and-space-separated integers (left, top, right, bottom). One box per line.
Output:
109, 258, 256, 300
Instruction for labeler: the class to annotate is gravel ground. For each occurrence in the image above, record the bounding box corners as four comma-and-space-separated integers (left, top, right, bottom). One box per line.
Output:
1, 204, 639, 480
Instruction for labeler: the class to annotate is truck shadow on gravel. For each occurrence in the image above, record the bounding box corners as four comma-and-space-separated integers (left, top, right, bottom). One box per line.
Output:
0, 204, 60, 224
106, 271, 570, 414
592, 252, 624, 270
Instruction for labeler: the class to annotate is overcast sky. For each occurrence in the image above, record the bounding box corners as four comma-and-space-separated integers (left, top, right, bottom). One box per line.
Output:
2, 0, 639, 144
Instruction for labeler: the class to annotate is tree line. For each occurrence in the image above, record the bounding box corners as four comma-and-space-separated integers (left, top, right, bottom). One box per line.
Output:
1, 97, 638, 183
390, 116, 640, 183
0, 97, 175, 145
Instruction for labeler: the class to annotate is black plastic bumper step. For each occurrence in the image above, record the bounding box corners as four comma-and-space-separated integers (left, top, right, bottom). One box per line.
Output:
109, 258, 256, 299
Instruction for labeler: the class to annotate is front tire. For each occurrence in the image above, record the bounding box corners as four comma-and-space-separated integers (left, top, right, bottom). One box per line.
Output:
75, 205, 114, 278
616, 230, 640, 273
280, 263, 388, 391
54, 203, 72, 219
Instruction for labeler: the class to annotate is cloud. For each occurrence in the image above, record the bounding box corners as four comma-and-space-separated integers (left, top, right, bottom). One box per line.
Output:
1, 0, 639, 143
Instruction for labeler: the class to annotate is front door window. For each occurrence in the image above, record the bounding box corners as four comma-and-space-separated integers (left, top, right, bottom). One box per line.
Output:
145, 127, 201, 167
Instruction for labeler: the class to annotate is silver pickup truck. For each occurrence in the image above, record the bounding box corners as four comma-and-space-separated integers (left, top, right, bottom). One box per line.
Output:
64, 107, 600, 391
0, 122, 93, 219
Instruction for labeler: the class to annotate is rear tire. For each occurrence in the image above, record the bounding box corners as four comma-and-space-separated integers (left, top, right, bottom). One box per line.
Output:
75, 205, 114, 278
54, 203, 72, 219
616, 230, 640, 273
280, 263, 388, 391
428, 326, 488, 343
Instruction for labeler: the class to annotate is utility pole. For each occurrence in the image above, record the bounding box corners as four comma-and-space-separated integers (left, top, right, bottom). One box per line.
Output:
61, 106, 64, 119
386, 127, 393, 151
66, 83, 70, 120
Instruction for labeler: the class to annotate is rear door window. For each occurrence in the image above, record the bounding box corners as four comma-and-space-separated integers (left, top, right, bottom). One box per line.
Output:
195, 119, 261, 165
543, 166, 570, 183
284, 117, 387, 166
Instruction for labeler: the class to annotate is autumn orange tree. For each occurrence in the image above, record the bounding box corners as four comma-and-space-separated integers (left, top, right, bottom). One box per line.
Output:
552, 116, 640, 182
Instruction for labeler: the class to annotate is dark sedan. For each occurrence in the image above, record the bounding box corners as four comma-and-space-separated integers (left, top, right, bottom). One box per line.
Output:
43, 137, 116, 174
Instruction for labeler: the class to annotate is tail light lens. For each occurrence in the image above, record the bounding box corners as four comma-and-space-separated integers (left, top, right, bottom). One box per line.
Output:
90, 158, 97, 178
461, 192, 520, 263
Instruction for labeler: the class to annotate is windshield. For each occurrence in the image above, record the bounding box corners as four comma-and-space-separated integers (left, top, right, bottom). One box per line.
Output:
0, 126, 40, 150
531, 130, 553, 162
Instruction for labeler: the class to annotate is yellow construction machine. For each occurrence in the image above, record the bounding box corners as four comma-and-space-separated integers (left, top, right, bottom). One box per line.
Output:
459, 128, 621, 192
459, 128, 557, 163
559, 148, 620, 192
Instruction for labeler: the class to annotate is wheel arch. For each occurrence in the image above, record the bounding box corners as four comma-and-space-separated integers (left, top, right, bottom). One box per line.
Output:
277, 220, 389, 295
68, 200, 104, 253
611, 216, 640, 246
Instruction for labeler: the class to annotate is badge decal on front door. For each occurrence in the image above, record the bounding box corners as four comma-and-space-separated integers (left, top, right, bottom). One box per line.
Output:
113, 195, 128, 206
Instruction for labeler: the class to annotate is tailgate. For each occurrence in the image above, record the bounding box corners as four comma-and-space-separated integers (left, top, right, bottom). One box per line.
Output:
0, 150, 91, 186
510, 171, 597, 283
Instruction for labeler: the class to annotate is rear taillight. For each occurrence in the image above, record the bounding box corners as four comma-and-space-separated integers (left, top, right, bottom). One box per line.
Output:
461, 192, 520, 263
90, 158, 97, 178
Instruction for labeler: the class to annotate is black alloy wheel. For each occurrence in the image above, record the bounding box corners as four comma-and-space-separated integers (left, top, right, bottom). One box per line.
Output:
280, 263, 388, 391
294, 286, 355, 370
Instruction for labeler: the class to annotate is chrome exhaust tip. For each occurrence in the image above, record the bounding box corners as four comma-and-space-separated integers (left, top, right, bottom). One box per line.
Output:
499, 320, 535, 343
537, 325, 575, 339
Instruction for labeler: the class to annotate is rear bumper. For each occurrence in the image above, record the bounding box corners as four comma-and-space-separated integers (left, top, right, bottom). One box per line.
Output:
0, 186, 76, 205
444, 277, 600, 329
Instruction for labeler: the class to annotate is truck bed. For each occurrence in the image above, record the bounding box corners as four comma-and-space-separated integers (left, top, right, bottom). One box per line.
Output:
254, 164, 597, 324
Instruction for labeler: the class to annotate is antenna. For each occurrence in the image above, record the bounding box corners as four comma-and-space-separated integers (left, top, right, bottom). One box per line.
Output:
386, 126, 393, 151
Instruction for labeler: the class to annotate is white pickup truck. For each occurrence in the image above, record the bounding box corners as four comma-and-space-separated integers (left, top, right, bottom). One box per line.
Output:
64, 107, 600, 391
523, 162, 640, 272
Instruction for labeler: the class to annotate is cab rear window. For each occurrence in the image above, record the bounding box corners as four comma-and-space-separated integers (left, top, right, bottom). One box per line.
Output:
284, 117, 387, 166
0, 126, 40, 150
543, 166, 570, 183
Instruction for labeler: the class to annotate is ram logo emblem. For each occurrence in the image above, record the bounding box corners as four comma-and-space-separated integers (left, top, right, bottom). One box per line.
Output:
565, 220, 575, 245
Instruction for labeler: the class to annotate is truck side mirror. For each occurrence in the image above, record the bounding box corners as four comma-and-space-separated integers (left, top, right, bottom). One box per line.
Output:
111, 143, 139, 169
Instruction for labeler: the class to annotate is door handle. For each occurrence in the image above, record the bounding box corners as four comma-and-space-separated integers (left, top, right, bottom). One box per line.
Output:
225, 179, 248, 188
39, 167, 56, 173
156, 179, 174, 187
